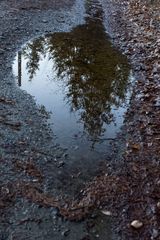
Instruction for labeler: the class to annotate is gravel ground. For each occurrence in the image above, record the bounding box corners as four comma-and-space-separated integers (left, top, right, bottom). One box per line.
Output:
0, 0, 159, 239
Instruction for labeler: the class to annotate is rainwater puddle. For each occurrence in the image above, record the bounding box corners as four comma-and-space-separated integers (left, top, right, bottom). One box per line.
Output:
13, 1, 133, 175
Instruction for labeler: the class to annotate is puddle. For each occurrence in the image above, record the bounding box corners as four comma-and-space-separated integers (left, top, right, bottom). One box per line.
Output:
13, 1, 133, 177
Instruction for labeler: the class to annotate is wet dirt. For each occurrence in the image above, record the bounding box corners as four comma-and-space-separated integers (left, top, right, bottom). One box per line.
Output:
0, 0, 159, 239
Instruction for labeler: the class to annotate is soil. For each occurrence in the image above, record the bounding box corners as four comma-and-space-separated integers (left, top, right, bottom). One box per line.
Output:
0, 0, 159, 239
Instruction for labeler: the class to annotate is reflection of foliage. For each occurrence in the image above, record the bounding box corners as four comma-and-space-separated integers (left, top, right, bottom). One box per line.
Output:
22, 37, 46, 80
20, 3, 130, 141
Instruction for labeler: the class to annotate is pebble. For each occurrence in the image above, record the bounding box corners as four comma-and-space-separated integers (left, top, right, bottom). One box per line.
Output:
154, 97, 160, 107
42, 19, 48, 23
61, 229, 70, 237
131, 220, 143, 229
57, 161, 65, 168
157, 202, 160, 208
101, 210, 112, 216
152, 229, 159, 239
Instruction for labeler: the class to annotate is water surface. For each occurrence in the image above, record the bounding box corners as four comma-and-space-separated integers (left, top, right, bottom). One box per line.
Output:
13, 1, 132, 175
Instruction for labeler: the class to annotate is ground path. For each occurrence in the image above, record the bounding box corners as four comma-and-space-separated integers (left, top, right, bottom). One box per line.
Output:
0, 0, 159, 239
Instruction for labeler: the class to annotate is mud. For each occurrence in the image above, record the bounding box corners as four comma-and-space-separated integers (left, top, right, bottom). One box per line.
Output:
0, 0, 159, 239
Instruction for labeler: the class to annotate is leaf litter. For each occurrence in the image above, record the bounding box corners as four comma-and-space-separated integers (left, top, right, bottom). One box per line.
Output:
0, 0, 160, 239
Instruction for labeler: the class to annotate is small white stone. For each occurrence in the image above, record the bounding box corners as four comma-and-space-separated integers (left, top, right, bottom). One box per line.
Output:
101, 210, 112, 216
131, 220, 143, 229
157, 202, 160, 208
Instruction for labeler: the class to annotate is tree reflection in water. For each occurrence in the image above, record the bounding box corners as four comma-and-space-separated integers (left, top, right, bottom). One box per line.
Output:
18, 2, 130, 144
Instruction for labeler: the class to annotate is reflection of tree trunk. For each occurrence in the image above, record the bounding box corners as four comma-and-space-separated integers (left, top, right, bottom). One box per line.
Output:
18, 51, 22, 86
